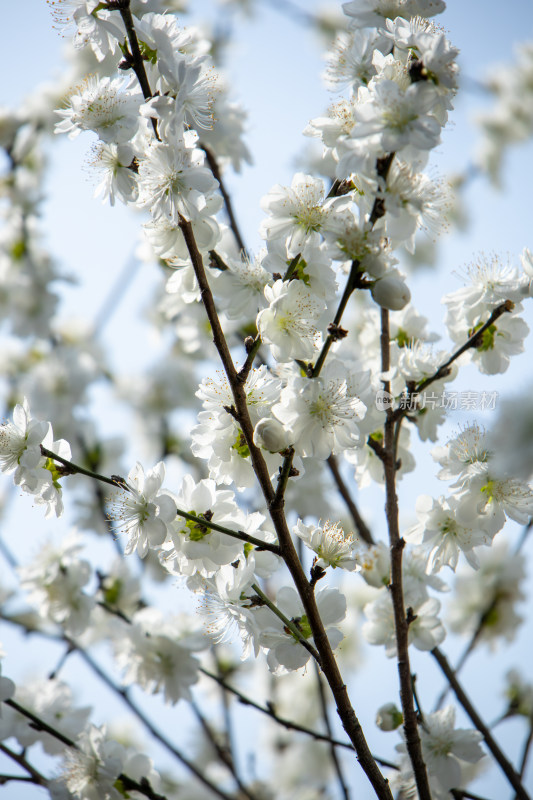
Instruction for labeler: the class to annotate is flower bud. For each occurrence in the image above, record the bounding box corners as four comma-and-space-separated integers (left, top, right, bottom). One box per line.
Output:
376, 702, 403, 731
371, 275, 411, 310
253, 418, 289, 453
360, 542, 390, 588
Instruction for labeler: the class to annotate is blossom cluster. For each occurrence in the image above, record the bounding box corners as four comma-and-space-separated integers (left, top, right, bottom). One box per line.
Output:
0, 1, 532, 800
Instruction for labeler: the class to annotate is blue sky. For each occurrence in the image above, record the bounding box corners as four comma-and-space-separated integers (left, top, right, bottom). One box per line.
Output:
2, 1, 533, 797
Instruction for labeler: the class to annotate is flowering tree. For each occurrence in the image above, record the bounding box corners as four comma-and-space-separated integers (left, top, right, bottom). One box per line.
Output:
1, 1, 533, 799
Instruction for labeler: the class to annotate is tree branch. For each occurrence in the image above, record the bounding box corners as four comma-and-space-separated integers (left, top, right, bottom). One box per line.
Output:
189, 698, 259, 800
40, 446, 126, 489
380, 308, 432, 800
326, 455, 374, 545
0, 743, 46, 787
175, 507, 281, 554
314, 662, 351, 800
4, 699, 166, 800
201, 144, 247, 255
410, 300, 514, 401
199, 667, 397, 769
179, 213, 394, 799
431, 647, 530, 800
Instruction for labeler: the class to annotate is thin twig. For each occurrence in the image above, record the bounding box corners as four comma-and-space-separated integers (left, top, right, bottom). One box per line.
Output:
0, 774, 38, 785
74, 647, 236, 800
0, 616, 235, 800
518, 724, 533, 781
238, 334, 263, 382
409, 301, 514, 403
48, 642, 75, 680
313, 153, 395, 379
201, 144, 247, 255
435, 518, 533, 711
431, 647, 530, 800
272, 447, 296, 508
326, 455, 374, 545
258, 0, 317, 26
92, 251, 142, 334
312, 264, 361, 378
41, 446, 279, 555
199, 668, 397, 770
189, 698, 258, 800
3, 703, 166, 800
40, 446, 126, 489
117, 3, 153, 100
451, 791, 492, 800
0, 743, 46, 787
6, 697, 73, 741
176, 507, 281, 555
213, 650, 239, 775
314, 663, 351, 800
283, 253, 301, 281
75, 433, 124, 556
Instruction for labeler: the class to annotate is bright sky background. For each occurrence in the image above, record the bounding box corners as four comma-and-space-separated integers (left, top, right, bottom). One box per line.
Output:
2, 1, 533, 798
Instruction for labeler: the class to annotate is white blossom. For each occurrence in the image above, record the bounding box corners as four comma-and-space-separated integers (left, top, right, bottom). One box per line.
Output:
256, 586, 346, 674
54, 76, 142, 142
111, 462, 176, 558
293, 518, 360, 570
19, 532, 95, 636
137, 139, 219, 222
62, 725, 125, 800
397, 706, 484, 796
113, 608, 205, 704
404, 494, 493, 573
0, 678, 89, 755
260, 173, 350, 255
363, 589, 445, 656
448, 543, 526, 645
257, 279, 324, 363
342, 0, 446, 28
90, 142, 138, 206
0, 397, 49, 481
273, 359, 367, 459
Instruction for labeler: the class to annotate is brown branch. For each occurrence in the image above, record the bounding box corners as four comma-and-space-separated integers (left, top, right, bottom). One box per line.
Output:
238, 334, 263, 383
200, 668, 397, 770
431, 647, 530, 800
0, 743, 46, 787
314, 663, 351, 800
312, 268, 370, 378
201, 144, 247, 255
189, 698, 258, 800
517, 724, 533, 787
175, 508, 281, 555
326, 455, 374, 545
313, 153, 395, 379
116, 2, 153, 101
42, 445, 278, 555
5, 699, 77, 748
74, 647, 235, 800
40, 446, 127, 489
411, 300, 514, 401
179, 215, 393, 799
435, 519, 533, 712
4, 701, 165, 800
379, 309, 432, 800
1, 618, 235, 800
